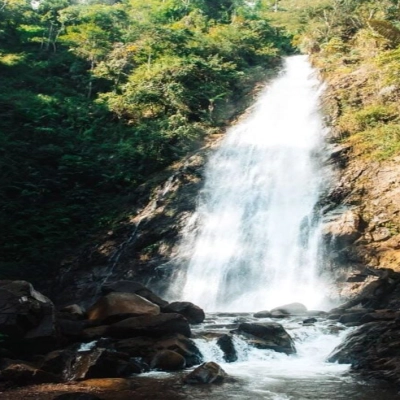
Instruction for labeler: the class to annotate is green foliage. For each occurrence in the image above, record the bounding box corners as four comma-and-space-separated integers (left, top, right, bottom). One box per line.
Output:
270, 0, 400, 162
369, 19, 400, 46
0, 0, 290, 281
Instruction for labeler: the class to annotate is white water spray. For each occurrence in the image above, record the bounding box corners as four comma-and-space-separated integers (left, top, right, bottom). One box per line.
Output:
177, 56, 330, 311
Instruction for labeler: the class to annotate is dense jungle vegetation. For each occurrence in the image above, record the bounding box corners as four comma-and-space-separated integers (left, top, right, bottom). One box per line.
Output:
275, 0, 400, 160
0, 0, 292, 279
2, 0, 400, 282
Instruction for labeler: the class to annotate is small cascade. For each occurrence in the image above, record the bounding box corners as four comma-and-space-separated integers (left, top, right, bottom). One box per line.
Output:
171, 55, 333, 312
186, 313, 399, 399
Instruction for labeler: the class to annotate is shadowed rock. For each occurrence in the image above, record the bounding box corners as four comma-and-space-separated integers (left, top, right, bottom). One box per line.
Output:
108, 313, 191, 338
235, 322, 296, 355
53, 394, 103, 400
184, 362, 227, 384
150, 350, 186, 371
162, 301, 205, 324
114, 334, 201, 367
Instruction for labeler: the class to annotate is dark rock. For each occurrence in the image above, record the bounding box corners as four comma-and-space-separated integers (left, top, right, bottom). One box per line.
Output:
216, 334, 237, 363
114, 334, 201, 367
60, 304, 85, 319
235, 322, 296, 355
303, 318, 317, 324
0, 280, 58, 353
184, 362, 227, 384
347, 274, 368, 283
82, 326, 109, 340
67, 348, 142, 381
270, 302, 307, 316
58, 319, 91, 339
0, 361, 61, 385
162, 301, 205, 324
41, 348, 76, 377
338, 312, 366, 324
101, 281, 168, 308
53, 394, 103, 400
0, 281, 55, 336
360, 310, 400, 324
253, 311, 272, 318
328, 320, 400, 385
150, 350, 186, 371
87, 292, 160, 323
108, 313, 191, 339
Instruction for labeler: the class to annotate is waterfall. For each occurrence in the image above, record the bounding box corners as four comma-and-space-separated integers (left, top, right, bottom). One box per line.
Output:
173, 55, 332, 312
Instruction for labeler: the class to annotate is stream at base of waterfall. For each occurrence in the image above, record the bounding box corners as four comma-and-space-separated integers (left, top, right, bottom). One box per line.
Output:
140, 313, 398, 399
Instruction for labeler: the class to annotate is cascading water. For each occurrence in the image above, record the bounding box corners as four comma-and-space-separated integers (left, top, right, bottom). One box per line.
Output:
141, 56, 399, 399
177, 55, 331, 312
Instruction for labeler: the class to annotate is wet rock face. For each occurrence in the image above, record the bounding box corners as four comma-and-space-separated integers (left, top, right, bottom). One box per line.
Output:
235, 322, 296, 355
322, 143, 400, 302
184, 362, 227, 384
328, 320, 400, 386
322, 209, 364, 248
216, 334, 237, 363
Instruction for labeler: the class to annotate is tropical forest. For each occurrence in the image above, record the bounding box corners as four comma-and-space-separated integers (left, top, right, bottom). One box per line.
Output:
2, 0, 400, 398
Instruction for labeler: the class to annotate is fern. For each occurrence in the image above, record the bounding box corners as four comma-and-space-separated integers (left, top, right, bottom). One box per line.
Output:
369, 19, 400, 46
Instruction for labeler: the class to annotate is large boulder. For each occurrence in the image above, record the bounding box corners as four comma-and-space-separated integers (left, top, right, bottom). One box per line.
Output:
328, 320, 400, 385
87, 292, 160, 323
114, 334, 201, 367
101, 281, 168, 308
236, 322, 296, 355
184, 362, 227, 384
162, 302, 205, 324
108, 313, 191, 339
150, 350, 186, 371
0, 280, 58, 352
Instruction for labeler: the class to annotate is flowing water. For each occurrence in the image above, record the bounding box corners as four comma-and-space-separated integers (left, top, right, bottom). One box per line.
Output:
160, 56, 399, 398
177, 55, 331, 312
